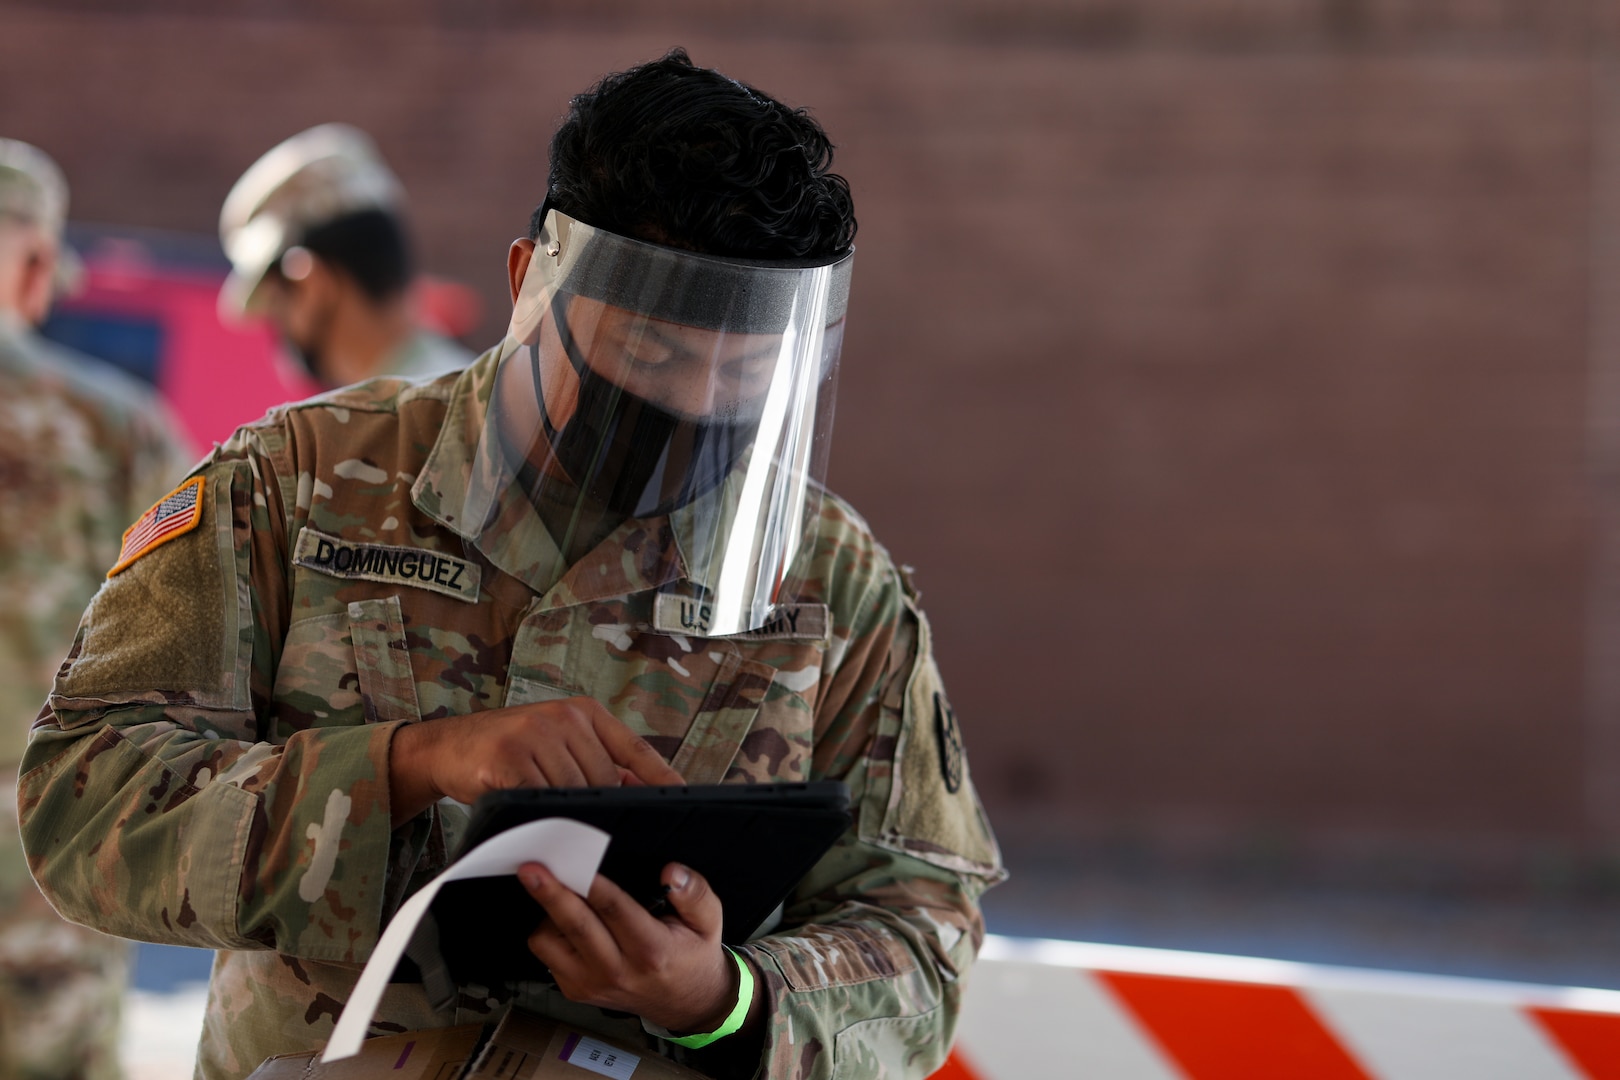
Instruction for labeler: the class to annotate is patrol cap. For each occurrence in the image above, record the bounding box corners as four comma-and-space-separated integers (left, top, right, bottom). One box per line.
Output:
217, 123, 403, 321
0, 137, 83, 295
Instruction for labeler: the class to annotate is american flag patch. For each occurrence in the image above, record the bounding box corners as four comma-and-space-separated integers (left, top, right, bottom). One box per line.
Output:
108, 476, 206, 578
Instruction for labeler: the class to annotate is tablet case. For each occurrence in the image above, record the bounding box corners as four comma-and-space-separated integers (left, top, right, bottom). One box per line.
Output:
429, 781, 852, 986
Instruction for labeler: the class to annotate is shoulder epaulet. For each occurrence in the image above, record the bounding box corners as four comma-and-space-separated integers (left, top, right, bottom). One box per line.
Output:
898, 563, 923, 603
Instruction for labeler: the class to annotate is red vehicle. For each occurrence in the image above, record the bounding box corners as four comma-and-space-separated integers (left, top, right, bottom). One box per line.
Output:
41, 224, 479, 452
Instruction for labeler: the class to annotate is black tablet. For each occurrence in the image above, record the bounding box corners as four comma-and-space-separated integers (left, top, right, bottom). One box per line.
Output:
430, 781, 852, 986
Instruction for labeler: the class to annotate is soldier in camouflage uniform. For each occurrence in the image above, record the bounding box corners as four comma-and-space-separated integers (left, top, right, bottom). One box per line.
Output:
19, 52, 1002, 1079
218, 124, 470, 388
0, 138, 193, 1079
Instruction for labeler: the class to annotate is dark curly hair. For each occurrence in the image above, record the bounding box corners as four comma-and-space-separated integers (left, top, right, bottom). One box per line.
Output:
531, 49, 856, 261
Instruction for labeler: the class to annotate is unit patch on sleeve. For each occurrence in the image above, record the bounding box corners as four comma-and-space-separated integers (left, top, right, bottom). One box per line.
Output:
107, 476, 206, 578
933, 690, 964, 794
293, 527, 482, 603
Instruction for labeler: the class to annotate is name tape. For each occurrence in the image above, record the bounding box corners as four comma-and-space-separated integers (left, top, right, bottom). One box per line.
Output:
293, 528, 481, 603
653, 593, 828, 641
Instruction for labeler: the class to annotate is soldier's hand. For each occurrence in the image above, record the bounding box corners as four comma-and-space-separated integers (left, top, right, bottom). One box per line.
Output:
519, 860, 759, 1037
387, 698, 683, 825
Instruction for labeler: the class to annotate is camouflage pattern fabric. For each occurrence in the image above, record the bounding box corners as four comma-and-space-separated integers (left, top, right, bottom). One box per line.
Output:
0, 320, 193, 1080
19, 347, 1004, 1080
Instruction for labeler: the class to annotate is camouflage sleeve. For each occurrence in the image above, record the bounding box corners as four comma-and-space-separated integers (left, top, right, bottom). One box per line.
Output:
16, 423, 403, 962
717, 566, 1005, 1079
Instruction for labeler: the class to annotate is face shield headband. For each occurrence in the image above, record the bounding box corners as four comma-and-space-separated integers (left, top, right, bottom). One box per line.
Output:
463, 209, 853, 635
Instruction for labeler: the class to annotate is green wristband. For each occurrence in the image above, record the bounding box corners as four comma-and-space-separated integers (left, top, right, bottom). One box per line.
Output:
664, 947, 753, 1049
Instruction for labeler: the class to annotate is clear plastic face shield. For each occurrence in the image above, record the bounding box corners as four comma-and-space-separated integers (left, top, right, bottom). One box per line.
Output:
464, 209, 852, 635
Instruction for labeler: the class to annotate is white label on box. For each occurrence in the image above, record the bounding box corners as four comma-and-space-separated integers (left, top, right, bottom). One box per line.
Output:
560, 1033, 639, 1079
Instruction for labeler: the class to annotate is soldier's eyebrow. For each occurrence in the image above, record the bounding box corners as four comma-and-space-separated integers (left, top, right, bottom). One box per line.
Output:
637, 323, 780, 379
637, 321, 704, 363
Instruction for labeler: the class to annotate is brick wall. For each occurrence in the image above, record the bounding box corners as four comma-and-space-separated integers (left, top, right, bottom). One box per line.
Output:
1, 0, 1613, 866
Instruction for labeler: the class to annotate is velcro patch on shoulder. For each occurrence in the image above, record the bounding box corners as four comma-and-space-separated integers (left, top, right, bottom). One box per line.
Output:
293, 527, 481, 603
652, 593, 828, 641
108, 476, 205, 577
884, 610, 1004, 879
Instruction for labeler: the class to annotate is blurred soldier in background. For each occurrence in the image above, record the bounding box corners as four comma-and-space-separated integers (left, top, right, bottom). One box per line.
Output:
0, 137, 193, 1080
219, 123, 471, 388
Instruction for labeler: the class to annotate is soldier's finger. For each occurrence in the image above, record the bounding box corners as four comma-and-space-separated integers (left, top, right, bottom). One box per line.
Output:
593, 715, 683, 786
662, 862, 722, 938
582, 871, 667, 959
534, 746, 591, 789
473, 757, 544, 797
519, 865, 623, 966
564, 727, 624, 787
527, 919, 581, 974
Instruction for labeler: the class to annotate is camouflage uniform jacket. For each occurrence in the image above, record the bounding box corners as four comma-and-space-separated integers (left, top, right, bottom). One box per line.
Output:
19, 347, 1004, 1080
0, 321, 193, 771
0, 319, 193, 1080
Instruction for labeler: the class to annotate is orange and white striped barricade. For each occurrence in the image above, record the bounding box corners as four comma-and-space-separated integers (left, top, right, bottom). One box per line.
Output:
931, 935, 1620, 1079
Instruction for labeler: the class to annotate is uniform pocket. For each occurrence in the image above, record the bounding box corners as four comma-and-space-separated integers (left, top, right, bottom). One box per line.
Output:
668, 651, 776, 785
501, 645, 775, 784
348, 596, 422, 725
271, 597, 422, 735
754, 922, 916, 993
831, 1007, 944, 1079
501, 600, 795, 783
272, 612, 363, 734
502, 674, 576, 708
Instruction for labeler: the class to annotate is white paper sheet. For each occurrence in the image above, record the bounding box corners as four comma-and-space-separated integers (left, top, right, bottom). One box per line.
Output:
321, 816, 610, 1062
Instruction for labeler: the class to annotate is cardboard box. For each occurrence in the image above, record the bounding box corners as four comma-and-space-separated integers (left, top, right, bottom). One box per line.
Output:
245, 1024, 483, 1080
247, 1010, 711, 1080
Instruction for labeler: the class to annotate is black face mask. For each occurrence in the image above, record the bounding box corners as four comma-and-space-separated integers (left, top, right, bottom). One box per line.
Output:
536, 296, 758, 519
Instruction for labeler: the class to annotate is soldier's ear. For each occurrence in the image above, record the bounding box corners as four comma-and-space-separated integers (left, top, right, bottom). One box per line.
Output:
19, 242, 55, 327
508, 238, 535, 306
297, 252, 346, 301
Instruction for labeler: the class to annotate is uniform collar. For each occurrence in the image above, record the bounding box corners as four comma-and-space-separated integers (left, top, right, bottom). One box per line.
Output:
0, 319, 55, 376
0, 313, 28, 347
